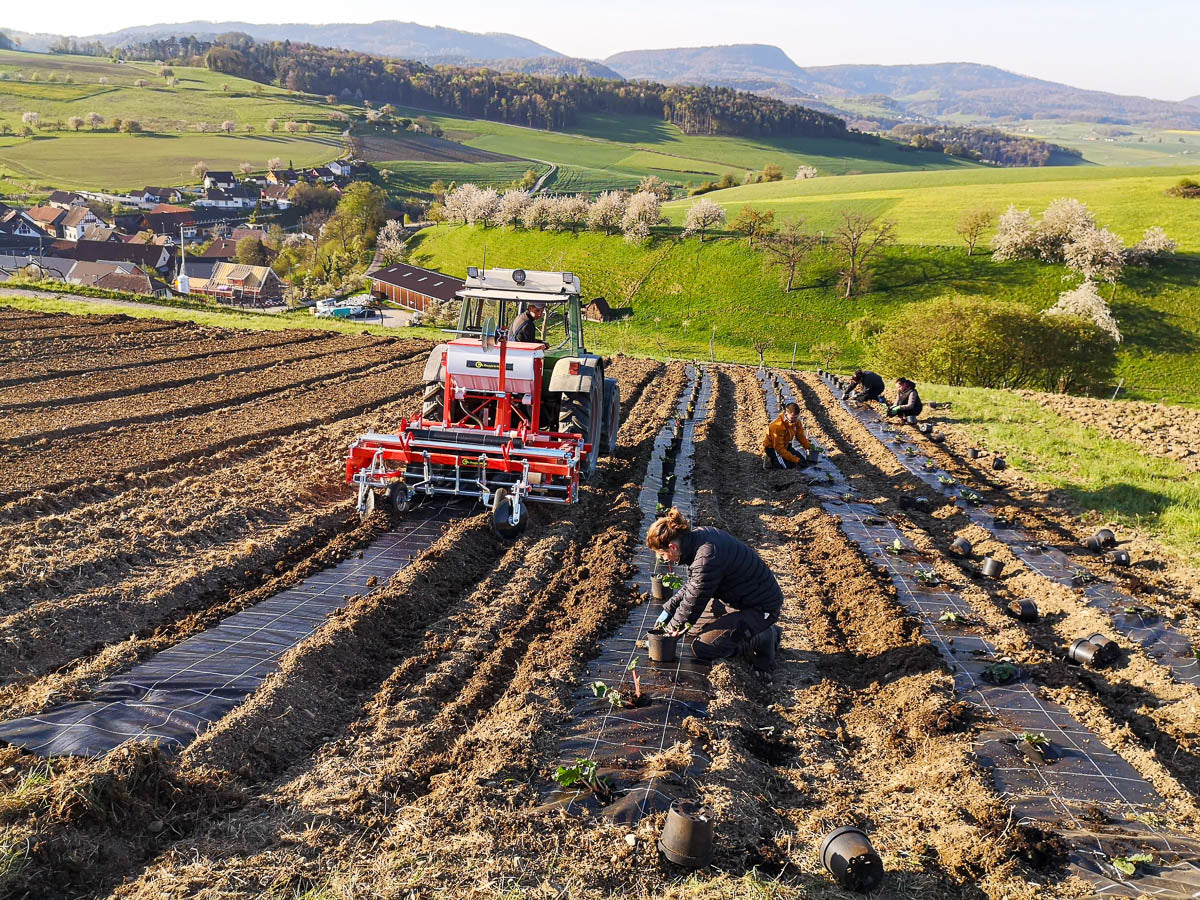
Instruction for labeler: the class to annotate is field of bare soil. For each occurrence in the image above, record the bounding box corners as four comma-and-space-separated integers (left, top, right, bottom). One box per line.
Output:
0, 307, 1197, 899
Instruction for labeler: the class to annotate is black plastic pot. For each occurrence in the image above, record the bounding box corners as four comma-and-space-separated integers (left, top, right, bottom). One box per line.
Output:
968, 448, 982, 460
980, 557, 1004, 578
1106, 549, 1131, 567
1082, 528, 1116, 552
949, 536, 973, 557
1019, 739, 1047, 766
1007, 598, 1040, 622
919, 423, 933, 435
1068, 638, 1101, 666
993, 457, 1007, 471
659, 799, 714, 868
905, 415, 918, 426
993, 515, 1012, 529
648, 628, 679, 663
658, 490, 673, 507
819, 826, 883, 892
1088, 633, 1119, 665
932, 432, 946, 443
651, 574, 665, 602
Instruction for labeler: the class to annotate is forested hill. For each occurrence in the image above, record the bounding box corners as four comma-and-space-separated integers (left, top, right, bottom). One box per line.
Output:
128, 36, 860, 140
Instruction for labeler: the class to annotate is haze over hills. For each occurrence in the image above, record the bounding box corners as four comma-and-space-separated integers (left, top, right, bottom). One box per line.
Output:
5, 20, 562, 61
604, 46, 1200, 129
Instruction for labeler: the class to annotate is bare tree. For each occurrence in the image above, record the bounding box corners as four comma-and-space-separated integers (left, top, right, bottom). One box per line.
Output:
763, 220, 817, 293
730, 205, 775, 248
832, 211, 896, 298
955, 207, 994, 256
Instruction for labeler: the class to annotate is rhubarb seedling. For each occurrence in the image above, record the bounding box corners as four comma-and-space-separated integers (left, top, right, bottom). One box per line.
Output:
1125, 604, 1154, 618
552, 757, 613, 803
1020, 731, 1049, 749
627, 657, 642, 700
983, 660, 1019, 684
939, 609, 967, 624
1112, 852, 1153, 876
916, 570, 939, 585
888, 538, 904, 555
661, 573, 683, 592
938, 475, 956, 486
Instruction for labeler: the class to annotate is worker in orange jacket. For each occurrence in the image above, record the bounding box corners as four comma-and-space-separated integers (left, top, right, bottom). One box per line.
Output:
762, 402, 812, 469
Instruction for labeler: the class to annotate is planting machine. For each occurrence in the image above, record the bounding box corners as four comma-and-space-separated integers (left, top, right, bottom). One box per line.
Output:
346, 267, 620, 537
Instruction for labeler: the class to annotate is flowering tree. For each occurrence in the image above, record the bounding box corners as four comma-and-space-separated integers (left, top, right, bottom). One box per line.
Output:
521, 195, 556, 231
20, 111, 38, 129
1033, 197, 1094, 262
990, 205, 1037, 260
1045, 280, 1122, 343
443, 184, 482, 225
955, 207, 994, 256
466, 187, 500, 227
636, 175, 671, 201
621, 191, 664, 243
587, 191, 628, 235
1063, 226, 1125, 284
682, 197, 727, 241
376, 219, 408, 264
221, 120, 236, 134
1125, 226, 1178, 265
795, 165, 818, 180
496, 190, 531, 227
549, 195, 590, 233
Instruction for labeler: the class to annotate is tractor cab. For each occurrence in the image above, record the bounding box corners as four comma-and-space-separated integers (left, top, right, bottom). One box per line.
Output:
345, 267, 621, 537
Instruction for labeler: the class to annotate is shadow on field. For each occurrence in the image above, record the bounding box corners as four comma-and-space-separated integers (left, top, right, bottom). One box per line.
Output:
1061, 481, 1174, 524
1114, 302, 1200, 355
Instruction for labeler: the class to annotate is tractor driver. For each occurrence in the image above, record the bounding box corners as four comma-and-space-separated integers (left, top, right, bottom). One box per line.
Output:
648, 508, 783, 679
510, 300, 545, 344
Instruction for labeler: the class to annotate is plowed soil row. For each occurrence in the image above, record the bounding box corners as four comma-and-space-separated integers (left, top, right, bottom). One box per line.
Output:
1021, 390, 1200, 472
0, 326, 325, 388
793, 373, 1200, 829
0, 333, 380, 412
0, 340, 426, 444
0, 317, 182, 345
0, 357, 680, 899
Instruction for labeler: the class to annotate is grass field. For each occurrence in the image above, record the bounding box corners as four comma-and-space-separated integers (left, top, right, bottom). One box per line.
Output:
406, 223, 1200, 406
382, 106, 979, 195
0, 49, 350, 190
375, 160, 550, 195
935, 385, 1200, 560
665, 164, 1200, 250
968, 119, 1200, 167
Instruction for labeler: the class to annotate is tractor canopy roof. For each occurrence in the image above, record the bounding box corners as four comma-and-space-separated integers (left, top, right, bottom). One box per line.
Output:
458, 267, 581, 302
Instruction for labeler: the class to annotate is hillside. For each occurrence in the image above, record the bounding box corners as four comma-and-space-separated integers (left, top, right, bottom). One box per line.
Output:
605, 45, 1200, 130
33, 21, 562, 61
664, 165, 1200, 250
406, 221, 1200, 405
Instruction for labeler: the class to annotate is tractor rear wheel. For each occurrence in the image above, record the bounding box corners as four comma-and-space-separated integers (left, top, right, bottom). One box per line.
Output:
601, 377, 620, 456
558, 368, 604, 479
421, 381, 444, 423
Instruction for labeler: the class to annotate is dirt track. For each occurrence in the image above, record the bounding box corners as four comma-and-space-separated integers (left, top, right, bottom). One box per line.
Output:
0, 310, 1197, 899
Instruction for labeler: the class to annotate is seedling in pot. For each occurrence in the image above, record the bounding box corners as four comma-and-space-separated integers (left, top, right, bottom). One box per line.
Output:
1111, 852, 1154, 877
552, 757, 614, 804
982, 660, 1020, 684
661, 573, 683, 592
938, 609, 968, 624
656, 502, 667, 516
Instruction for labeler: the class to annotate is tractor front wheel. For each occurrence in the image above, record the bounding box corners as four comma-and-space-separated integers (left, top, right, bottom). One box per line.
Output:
558, 370, 604, 479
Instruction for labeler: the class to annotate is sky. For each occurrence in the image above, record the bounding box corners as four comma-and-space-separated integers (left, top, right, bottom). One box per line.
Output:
4, 0, 1196, 102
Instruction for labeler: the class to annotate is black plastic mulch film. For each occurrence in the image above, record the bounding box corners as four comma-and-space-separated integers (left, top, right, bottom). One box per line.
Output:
780, 370, 1200, 896
550, 365, 714, 824
0, 501, 467, 757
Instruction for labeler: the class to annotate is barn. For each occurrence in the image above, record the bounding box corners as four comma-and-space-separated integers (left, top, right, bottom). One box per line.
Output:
367, 263, 464, 313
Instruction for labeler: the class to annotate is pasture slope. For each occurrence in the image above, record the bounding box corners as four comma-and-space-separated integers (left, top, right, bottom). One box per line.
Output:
0, 48, 348, 190
407, 219, 1200, 406
0, 309, 1199, 898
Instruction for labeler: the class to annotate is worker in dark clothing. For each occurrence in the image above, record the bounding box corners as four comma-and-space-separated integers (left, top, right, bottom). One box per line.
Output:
647, 508, 783, 676
887, 377, 924, 421
842, 369, 886, 404
509, 301, 545, 343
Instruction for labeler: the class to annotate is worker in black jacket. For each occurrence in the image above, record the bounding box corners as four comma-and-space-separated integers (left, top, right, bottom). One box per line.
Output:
647, 508, 783, 675
509, 301, 544, 343
888, 377, 923, 420
842, 369, 886, 404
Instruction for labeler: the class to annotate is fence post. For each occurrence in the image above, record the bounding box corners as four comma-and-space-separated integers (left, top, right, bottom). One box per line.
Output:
791, 342, 797, 370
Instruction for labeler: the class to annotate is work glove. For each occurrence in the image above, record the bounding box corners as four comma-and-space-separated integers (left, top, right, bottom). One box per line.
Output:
654, 610, 670, 629
888, 406, 899, 416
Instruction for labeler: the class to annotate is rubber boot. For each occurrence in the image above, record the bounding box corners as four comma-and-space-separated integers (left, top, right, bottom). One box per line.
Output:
747, 624, 782, 672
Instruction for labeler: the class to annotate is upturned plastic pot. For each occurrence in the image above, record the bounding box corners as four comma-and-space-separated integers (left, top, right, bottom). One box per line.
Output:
651, 574, 665, 602
918, 423, 933, 435
658, 490, 673, 507
932, 432, 946, 443
648, 628, 679, 663
1087, 633, 1118, 664
1082, 528, 1116, 551
905, 415, 918, 426
659, 799, 714, 868
819, 826, 884, 892
980, 557, 1004, 578
1106, 549, 1131, 567
1007, 598, 1040, 622
1068, 638, 1101, 666
950, 536, 973, 556
993, 457, 1007, 471
969, 448, 983, 459
993, 515, 1012, 529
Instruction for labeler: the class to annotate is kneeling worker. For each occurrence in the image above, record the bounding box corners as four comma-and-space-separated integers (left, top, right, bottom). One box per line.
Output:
887, 377, 924, 420
762, 401, 811, 470
842, 369, 886, 404
648, 509, 783, 676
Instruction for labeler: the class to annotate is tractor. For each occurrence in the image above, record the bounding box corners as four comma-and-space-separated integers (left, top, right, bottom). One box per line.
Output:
345, 267, 620, 537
